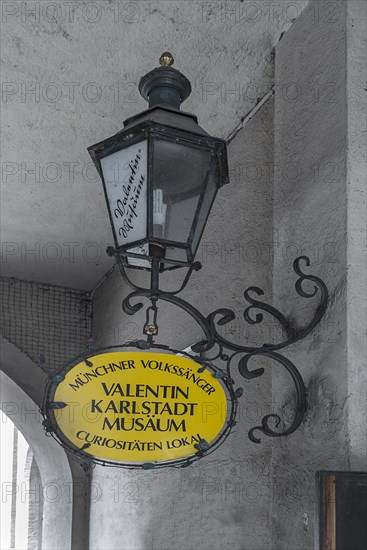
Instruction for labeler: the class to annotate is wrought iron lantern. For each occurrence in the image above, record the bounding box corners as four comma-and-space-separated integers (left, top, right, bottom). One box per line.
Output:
41, 53, 329, 471
88, 52, 228, 269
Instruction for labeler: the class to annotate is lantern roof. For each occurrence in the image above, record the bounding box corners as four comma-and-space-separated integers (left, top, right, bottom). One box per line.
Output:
122, 106, 210, 137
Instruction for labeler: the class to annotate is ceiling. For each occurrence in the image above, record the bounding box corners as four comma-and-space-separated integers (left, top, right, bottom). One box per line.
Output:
1, 0, 308, 291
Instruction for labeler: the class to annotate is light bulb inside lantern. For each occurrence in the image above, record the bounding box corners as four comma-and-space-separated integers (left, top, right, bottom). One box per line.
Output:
153, 189, 167, 238
128, 189, 168, 264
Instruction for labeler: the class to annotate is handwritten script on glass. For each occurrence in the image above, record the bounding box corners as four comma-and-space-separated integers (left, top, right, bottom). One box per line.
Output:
101, 141, 148, 247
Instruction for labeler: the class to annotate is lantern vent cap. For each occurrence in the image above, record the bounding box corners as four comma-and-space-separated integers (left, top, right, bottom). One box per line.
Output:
139, 53, 191, 109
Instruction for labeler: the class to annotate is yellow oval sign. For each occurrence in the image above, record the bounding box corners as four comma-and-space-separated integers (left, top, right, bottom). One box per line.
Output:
51, 351, 228, 463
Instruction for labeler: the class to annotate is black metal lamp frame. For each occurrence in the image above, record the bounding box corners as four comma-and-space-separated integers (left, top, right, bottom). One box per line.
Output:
89, 122, 227, 269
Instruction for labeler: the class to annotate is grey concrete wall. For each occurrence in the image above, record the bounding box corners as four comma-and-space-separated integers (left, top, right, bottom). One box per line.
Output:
0, 0, 308, 291
270, 1, 367, 548
89, 99, 276, 549
345, 0, 367, 472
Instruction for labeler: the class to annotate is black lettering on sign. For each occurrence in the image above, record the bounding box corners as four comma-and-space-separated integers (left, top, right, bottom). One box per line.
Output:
113, 149, 145, 240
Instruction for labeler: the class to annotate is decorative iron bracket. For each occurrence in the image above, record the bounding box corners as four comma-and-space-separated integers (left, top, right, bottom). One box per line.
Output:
40, 254, 328, 470
108, 252, 328, 444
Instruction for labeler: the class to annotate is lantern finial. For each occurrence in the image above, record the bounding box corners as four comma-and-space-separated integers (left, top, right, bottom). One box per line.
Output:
159, 52, 174, 66
139, 54, 191, 109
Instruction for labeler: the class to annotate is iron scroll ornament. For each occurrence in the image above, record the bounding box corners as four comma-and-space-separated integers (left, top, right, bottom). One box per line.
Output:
40, 255, 328, 469
112, 253, 328, 444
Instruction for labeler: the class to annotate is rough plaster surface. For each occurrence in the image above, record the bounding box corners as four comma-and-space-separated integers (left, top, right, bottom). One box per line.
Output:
345, 0, 367, 471
90, 99, 276, 550
271, 1, 367, 548
1, 0, 307, 289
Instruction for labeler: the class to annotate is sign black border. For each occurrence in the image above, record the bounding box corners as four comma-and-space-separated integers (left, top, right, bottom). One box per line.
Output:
42, 343, 238, 470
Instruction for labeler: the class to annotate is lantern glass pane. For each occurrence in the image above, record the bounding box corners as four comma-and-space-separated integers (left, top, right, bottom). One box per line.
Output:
100, 140, 148, 248
151, 138, 212, 253
126, 243, 150, 268
190, 156, 219, 255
